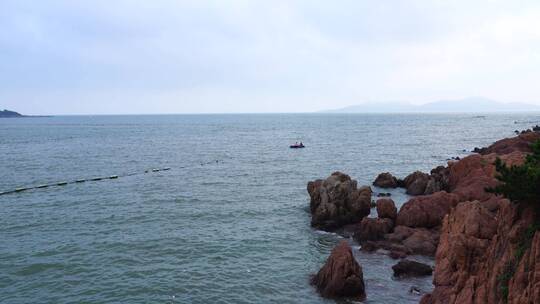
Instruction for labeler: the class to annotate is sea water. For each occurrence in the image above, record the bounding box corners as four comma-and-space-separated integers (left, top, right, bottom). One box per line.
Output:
1, 113, 539, 304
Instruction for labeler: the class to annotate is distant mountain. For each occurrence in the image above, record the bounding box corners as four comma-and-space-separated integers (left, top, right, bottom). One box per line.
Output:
0, 109, 24, 118
323, 97, 540, 113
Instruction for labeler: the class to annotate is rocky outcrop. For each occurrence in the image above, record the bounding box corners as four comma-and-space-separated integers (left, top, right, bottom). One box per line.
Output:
422, 200, 513, 304
384, 225, 440, 256
307, 131, 540, 303
425, 166, 450, 194
396, 191, 460, 228
402, 228, 440, 256
476, 131, 540, 155
448, 151, 526, 202
311, 241, 366, 300
376, 198, 397, 220
373, 172, 399, 188
403, 171, 431, 195
353, 217, 394, 243
421, 133, 540, 304
392, 259, 433, 277
307, 172, 372, 230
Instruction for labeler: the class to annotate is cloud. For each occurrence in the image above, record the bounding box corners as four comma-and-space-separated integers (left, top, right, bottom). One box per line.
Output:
1, 0, 539, 114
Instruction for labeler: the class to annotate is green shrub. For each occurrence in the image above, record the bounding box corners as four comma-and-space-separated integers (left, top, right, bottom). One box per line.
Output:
487, 140, 540, 206
489, 139, 540, 302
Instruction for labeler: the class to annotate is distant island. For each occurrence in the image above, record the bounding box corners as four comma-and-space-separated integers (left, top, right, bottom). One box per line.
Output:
0, 109, 24, 118
322, 97, 540, 113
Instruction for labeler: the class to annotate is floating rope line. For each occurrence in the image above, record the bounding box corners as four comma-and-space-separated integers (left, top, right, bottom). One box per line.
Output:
0, 158, 228, 197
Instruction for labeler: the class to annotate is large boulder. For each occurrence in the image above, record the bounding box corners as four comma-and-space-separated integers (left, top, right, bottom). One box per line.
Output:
403, 171, 431, 195
373, 172, 398, 188
307, 172, 372, 230
353, 217, 394, 243
311, 241, 366, 300
384, 226, 440, 256
376, 198, 397, 220
402, 228, 440, 256
392, 259, 433, 277
396, 191, 460, 228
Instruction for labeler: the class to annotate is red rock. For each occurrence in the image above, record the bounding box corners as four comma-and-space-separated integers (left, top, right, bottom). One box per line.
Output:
373, 172, 398, 188
307, 172, 372, 230
384, 225, 415, 242
425, 166, 450, 194
402, 228, 439, 256
396, 191, 460, 228
376, 198, 397, 220
353, 217, 394, 243
479, 131, 540, 155
403, 171, 431, 195
427, 199, 539, 304
448, 152, 526, 202
311, 241, 366, 300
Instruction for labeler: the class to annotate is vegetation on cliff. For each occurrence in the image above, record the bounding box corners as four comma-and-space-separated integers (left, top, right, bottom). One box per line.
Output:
488, 139, 540, 302
488, 139, 540, 207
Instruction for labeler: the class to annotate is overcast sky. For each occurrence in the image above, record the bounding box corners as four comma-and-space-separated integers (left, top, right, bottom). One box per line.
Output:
1, 0, 540, 114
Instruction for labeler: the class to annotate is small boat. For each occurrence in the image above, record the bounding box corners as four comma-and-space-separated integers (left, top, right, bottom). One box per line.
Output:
290, 143, 305, 149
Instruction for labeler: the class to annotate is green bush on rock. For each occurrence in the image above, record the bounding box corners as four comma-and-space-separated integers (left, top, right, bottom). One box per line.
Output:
488, 140, 540, 206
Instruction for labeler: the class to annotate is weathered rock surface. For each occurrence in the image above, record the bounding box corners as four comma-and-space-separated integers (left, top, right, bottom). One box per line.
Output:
425, 166, 450, 194
477, 131, 540, 155
311, 241, 366, 300
392, 259, 433, 277
353, 217, 394, 243
448, 151, 526, 202
422, 143, 540, 304
403, 171, 431, 195
307, 172, 372, 230
376, 198, 397, 220
402, 228, 440, 256
373, 172, 398, 188
356, 224, 439, 256
396, 191, 460, 228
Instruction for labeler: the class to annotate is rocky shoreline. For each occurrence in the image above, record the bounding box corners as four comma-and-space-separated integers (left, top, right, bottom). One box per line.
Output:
308, 129, 540, 303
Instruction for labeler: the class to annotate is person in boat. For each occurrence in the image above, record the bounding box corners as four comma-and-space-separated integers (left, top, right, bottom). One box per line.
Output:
299, 142, 303, 147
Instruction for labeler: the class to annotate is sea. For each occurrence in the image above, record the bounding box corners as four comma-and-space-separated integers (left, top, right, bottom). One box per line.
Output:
1, 113, 539, 304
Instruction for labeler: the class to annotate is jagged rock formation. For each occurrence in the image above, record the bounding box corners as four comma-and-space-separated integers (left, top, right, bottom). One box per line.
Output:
308, 130, 540, 303
421, 130, 540, 304
307, 172, 372, 231
311, 241, 366, 300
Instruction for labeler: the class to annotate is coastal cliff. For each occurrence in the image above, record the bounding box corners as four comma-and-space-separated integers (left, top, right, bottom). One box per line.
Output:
422, 131, 540, 304
308, 130, 540, 302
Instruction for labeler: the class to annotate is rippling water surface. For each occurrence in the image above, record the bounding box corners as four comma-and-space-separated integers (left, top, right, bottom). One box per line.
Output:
1, 113, 539, 303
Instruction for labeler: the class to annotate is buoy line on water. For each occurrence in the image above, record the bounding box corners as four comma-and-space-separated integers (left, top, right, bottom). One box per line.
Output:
0, 158, 228, 197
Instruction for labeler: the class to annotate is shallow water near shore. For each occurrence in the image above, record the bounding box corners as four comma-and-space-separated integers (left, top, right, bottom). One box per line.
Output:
1, 113, 539, 303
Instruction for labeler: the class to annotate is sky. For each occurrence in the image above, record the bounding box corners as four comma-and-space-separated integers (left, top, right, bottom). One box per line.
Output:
1, 0, 540, 114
